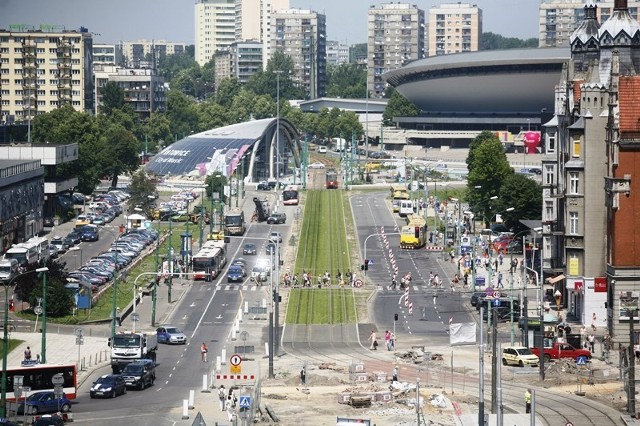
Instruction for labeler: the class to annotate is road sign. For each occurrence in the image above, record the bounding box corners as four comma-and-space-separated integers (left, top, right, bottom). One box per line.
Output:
76, 337, 84, 346
34, 306, 43, 315
493, 291, 501, 299
22, 386, 31, 393
239, 396, 251, 408
230, 364, 241, 374
52, 373, 64, 386
485, 287, 493, 297
354, 279, 363, 288
493, 298, 501, 307
53, 384, 64, 399
576, 356, 587, 366
230, 354, 242, 366
131, 313, 140, 323
74, 328, 84, 337
565, 423, 574, 426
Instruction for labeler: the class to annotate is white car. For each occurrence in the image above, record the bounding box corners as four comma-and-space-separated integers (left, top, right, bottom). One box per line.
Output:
309, 162, 326, 169
317, 146, 327, 153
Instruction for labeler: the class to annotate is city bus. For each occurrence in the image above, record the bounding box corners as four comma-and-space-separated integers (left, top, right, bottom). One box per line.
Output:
282, 186, 299, 206
4, 363, 77, 401
192, 240, 227, 282
224, 209, 245, 236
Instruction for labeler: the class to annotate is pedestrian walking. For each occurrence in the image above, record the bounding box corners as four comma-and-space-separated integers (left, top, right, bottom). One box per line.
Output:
300, 368, 306, 386
218, 385, 226, 411
201, 342, 208, 362
525, 389, 531, 413
389, 332, 396, 350
369, 330, 378, 350
385, 330, 391, 351
23, 346, 31, 361
227, 401, 235, 422
497, 272, 503, 288
228, 389, 237, 408
392, 366, 399, 382
588, 334, 595, 352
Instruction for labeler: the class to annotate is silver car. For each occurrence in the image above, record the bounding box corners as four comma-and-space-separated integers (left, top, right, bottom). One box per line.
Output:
156, 325, 187, 344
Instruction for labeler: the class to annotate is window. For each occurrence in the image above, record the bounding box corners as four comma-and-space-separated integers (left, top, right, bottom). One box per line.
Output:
547, 131, 556, 152
569, 211, 579, 235
544, 164, 555, 185
572, 136, 581, 157
545, 200, 554, 222
569, 172, 579, 194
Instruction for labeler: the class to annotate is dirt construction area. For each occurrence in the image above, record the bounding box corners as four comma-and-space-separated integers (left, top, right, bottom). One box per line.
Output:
256, 349, 629, 425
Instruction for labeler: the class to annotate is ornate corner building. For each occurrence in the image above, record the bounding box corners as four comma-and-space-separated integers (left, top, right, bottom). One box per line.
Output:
542, 0, 640, 343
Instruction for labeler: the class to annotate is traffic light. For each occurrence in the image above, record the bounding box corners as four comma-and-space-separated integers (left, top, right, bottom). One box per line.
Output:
363, 259, 369, 271
394, 313, 398, 321
414, 227, 420, 238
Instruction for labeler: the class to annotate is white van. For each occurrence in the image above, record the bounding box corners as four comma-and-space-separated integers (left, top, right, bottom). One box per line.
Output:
0, 258, 19, 283
27, 236, 49, 262
5, 243, 38, 267
399, 200, 414, 217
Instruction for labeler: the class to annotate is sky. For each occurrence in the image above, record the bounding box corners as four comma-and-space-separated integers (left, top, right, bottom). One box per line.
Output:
0, 0, 540, 45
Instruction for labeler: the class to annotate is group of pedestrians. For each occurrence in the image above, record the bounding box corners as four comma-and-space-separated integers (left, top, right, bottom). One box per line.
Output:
286, 270, 356, 288
217, 385, 238, 422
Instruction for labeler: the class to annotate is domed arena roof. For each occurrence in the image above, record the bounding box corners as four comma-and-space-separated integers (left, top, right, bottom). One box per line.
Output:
145, 118, 299, 179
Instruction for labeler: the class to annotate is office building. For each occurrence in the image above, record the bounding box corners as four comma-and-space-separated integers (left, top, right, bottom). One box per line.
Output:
195, 0, 236, 66
0, 25, 93, 124
121, 40, 186, 67
427, 3, 482, 56
367, 3, 425, 98
326, 40, 349, 66
271, 9, 327, 99
93, 43, 123, 67
539, 0, 640, 47
542, 0, 640, 342
94, 65, 165, 119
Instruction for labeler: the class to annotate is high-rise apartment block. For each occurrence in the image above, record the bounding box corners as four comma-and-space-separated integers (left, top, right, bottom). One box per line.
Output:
93, 44, 123, 67
326, 40, 349, 66
367, 3, 425, 98
261, 0, 290, 68
271, 9, 327, 98
121, 40, 186, 67
539, 0, 640, 47
215, 41, 263, 85
0, 25, 93, 124
195, 0, 236, 66
427, 3, 482, 56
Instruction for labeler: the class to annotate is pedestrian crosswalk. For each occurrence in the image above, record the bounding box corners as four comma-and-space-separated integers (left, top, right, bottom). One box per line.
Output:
376, 284, 472, 293
218, 284, 264, 291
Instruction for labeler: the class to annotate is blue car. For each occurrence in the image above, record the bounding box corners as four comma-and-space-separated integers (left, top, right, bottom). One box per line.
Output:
17, 391, 71, 414
227, 265, 245, 283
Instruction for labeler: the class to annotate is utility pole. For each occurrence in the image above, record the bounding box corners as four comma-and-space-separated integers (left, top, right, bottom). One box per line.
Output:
479, 306, 485, 426
491, 308, 498, 413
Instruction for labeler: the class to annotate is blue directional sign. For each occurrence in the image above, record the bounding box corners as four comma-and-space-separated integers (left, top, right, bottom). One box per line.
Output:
239, 396, 251, 408
576, 356, 587, 366
493, 298, 501, 307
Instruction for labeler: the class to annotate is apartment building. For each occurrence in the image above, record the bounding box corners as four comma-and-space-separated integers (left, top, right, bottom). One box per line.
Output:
121, 40, 186, 67
326, 40, 349, 66
195, 0, 236, 66
542, 0, 640, 343
94, 65, 165, 119
427, 3, 482, 56
271, 9, 327, 99
367, 3, 425, 98
261, 0, 290, 69
93, 43, 123, 67
0, 25, 93, 123
539, 0, 640, 47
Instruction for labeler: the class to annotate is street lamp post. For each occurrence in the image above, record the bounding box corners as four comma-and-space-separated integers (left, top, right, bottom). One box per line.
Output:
39, 267, 49, 364
532, 227, 544, 381
275, 70, 283, 190
152, 225, 160, 327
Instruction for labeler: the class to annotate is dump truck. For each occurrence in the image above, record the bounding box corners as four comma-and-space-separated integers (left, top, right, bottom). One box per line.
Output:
109, 331, 158, 374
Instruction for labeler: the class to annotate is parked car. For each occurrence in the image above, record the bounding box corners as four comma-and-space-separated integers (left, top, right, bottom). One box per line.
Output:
156, 325, 187, 344
90, 374, 127, 398
501, 346, 539, 367
17, 391, 71, 415
309, 162, 325, 169
170, 212, 191, 222
242, 243, 257, 255
257, 181, 270, 191
43, 217, 54, 228
267, 212, 287, 224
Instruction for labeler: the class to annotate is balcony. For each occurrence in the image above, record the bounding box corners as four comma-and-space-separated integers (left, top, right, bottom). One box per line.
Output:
44, 177, 78, 194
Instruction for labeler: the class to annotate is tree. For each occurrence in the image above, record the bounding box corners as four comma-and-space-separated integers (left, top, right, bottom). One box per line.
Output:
382, 91, 419, 125
480, 32, 538, 50
349, 43, 367, 63
205, 174, 229, 205
141, 114, 173, 153
96, 122, 142, 188
466, 133, 513, 226
14, 259, 74, 318
127, 169, 158, 217
498, 173, 543, 230
215, 78, 242, 109
165, 90, 200, 138
466, 130, 498, 174
326, 64, 366, 98
100, 82, 126, 116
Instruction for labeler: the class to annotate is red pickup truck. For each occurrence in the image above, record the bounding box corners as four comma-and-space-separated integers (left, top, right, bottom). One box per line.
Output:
530, 342, 592, 363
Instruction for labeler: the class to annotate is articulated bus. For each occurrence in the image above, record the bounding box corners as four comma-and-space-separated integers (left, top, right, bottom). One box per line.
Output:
282, 186, 299, 205
224, 209, 245, 236
326, 169, 338, 189
192, 240, 227, 281
5, 363, 77, 401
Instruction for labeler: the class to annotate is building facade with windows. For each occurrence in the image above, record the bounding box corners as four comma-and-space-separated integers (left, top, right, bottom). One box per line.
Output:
94, 65, 165, 119
195, 0, 236, 66
121, 40, 186, 67
367, 3, 425, 98
0, 25, 93, 123
326, 40, 349, 66
427, 3, 482, 56
271, 9, 327, 99
93, 43, 123, 67
542, 0, 640, 343
539, 0, 640, 47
